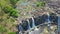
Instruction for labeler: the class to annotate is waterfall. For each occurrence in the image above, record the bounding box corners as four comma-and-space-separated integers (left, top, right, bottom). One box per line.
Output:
46, 12, 51, 26
17, 17, 23, 34
19, 25, 23, 34
27, 19, 31, 30
19, 25, 23, 31
27, 19, 31, 34
58, 16, 60, 32
31, 17, 35, 28
46, 12, 51, 34
47, 13, 50, 23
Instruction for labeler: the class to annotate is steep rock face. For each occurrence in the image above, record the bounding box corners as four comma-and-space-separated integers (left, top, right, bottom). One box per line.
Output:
17, 13, 58, 31
16, 0, 58, 34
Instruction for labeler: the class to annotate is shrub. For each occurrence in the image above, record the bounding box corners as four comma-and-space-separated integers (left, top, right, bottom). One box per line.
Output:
7, 32, 16, 34
36, 1, 45, 7
3, 6, 18, 18
10, 0, 19, 5
0, 26, 6, 32
0, 17, 3, 22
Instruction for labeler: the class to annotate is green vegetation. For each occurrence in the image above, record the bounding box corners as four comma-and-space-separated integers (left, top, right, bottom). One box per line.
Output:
36, 1, 45, 7
0, 25, 6, 32
10, 0, 19, 8
0, 0, 18, 18
0, 17, 3, 22
3, 6, 18, 18
10, 0, 19, 5
7, 32, 16, 34
0, 0, 46, 34
0, 0, 19, 34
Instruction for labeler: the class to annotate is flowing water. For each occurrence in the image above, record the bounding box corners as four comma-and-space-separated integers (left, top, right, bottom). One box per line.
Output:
47, 12, 50, 24
27, 19, 31, 34
31, 17, 35, 28
46, 12, 51, 34
16, 0, 58, 34
58, 16, 60, 32
18, 25, 23, 34
27, 19, 31, 30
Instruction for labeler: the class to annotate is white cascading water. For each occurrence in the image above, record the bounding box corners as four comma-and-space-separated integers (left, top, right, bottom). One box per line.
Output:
31, 17, 35, 28
58, 16, 60, 33
17, 17, 23, 34
19, 25, 23, 34
27, 19, 31, 30
46, 12, 51, 26
47, 12, 50, 24
27, 19, 31, 34
46, 12, 51, 34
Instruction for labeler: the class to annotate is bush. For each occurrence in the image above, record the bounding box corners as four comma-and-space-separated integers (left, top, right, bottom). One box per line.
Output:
36, 1, 45, 7
10, 0, 19, 5
0, 17, 3, 22
7, 32, 16, 34
0, 26, 6, 32
3, 6, 18, 18
10, 0, 19, 8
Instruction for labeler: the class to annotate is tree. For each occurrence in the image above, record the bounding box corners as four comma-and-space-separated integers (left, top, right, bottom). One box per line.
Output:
3, 6, 18, 18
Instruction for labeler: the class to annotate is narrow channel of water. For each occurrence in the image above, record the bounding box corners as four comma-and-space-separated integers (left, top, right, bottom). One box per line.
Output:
27, 19, 31, 30
58, 16, 60, 33
46, 12, 51, 34
32, 17, 35, 28
18, 25, 23, 34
